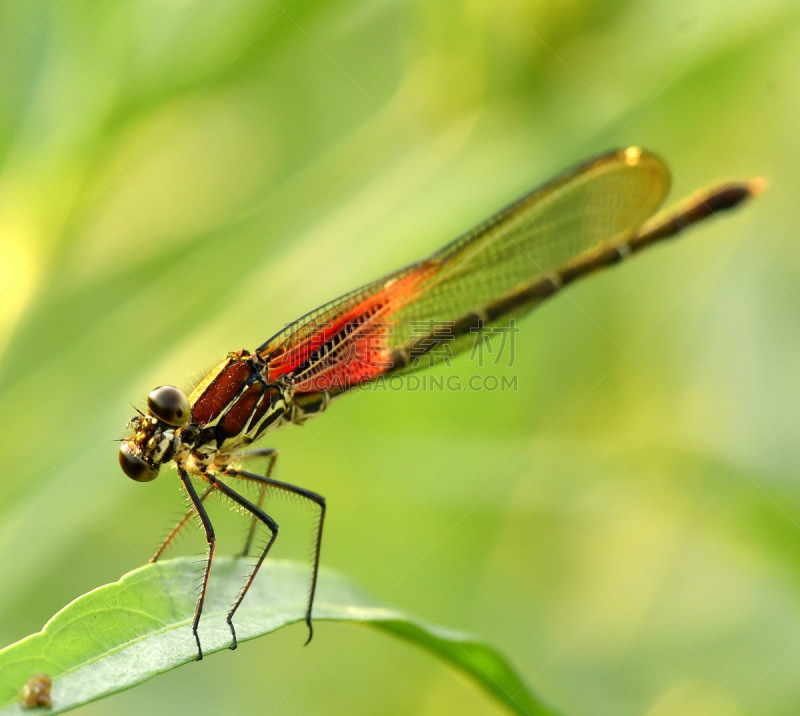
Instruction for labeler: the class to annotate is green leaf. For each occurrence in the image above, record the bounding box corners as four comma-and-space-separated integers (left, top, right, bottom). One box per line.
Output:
0, 558, 557, 716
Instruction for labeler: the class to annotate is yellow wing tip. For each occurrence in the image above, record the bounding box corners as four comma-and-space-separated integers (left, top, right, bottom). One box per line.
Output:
623, 147, 643, 166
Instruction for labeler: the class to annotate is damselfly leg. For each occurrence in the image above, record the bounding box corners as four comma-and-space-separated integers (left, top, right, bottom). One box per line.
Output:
150, 484, 215, 563
222, 463, 326, 646
232, 448, 279, 557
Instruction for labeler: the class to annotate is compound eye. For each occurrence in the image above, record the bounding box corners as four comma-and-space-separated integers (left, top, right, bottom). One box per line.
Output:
119, 443, 159, 482
147, 385, 190, 427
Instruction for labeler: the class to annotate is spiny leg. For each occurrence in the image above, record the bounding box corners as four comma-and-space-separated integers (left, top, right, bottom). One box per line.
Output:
178, 468, 216, 661
206, 473, 279, 651
230, 448, 278, 557
151, 484, 216, 563
224, 465, 326, 645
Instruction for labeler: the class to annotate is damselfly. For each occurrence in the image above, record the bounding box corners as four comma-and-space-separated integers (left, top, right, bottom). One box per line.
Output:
120, 147, 760, 659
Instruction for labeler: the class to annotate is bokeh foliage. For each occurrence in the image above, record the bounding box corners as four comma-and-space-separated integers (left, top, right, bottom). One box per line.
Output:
0, 0, 798, 714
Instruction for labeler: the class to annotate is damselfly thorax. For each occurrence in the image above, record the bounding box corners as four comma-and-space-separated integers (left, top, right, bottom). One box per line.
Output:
121, 349, 331, 477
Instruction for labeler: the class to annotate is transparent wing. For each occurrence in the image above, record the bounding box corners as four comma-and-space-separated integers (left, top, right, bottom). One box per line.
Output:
388, 147, 670, 349
258, 148, 671, 392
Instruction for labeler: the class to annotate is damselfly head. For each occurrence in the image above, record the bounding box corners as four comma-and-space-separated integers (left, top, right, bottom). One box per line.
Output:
119, 440, 159, 482
119, 386, 190, 482
147, 385, 190, 427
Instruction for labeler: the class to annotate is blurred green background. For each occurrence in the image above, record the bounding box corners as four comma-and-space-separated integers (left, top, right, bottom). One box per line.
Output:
0, 0, 797, 714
